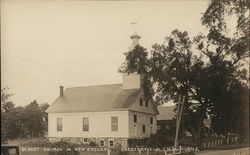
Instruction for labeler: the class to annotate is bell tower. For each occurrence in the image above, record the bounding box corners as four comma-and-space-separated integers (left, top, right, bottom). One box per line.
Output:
122, 32, 143, 90
128, 32, 141, 51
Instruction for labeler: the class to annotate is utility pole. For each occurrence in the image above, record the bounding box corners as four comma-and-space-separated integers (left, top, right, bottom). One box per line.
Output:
174, 95, 186, 147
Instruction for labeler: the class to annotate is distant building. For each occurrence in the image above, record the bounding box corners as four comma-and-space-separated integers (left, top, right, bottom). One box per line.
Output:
46, 33, 159, 147
157, 106, 176, 132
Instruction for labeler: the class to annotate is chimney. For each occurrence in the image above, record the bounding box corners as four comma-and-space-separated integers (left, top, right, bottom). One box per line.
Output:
59, 86, 64, 97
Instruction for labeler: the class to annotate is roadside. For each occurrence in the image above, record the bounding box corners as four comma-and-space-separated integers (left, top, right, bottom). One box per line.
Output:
3, 138, 250, 155
4, 137, 50, 147
200, 143, 249, 150
196, 147, 249, 155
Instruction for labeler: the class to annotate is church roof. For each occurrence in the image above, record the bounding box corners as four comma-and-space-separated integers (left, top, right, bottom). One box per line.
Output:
46, 84, 144, 113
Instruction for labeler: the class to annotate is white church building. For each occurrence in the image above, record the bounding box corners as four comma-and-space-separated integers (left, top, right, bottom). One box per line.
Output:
46, 33, 159, 147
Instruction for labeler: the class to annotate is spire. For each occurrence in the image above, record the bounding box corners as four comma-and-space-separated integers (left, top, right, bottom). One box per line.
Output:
122, 25, 143, 89
128, 32, 141, 51
123, 31, 143, 89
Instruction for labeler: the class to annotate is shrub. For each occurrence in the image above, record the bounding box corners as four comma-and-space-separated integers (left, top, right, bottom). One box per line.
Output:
89, 141, 97, 146
128, 138, 147, 147
146, 134, 167, 148
128, 133, 174, 148
48, 141, 80, 155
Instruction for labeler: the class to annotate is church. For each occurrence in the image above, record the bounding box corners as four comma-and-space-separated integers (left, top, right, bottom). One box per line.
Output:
46, 33, 159, 147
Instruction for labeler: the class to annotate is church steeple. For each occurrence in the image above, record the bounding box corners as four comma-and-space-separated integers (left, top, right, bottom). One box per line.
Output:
122, 32, 143, 90
128, 32, 141, 51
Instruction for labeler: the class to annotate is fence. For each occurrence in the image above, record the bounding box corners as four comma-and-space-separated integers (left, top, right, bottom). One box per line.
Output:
201, 136, 239, 149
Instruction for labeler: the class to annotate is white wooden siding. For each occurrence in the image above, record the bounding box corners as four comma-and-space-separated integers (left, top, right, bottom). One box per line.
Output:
48, 111, 129, 138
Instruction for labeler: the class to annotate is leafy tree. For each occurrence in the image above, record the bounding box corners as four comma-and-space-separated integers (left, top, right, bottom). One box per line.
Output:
201, 0, 249, 63
1, 88, 10, 144
119, 45, 153, 99
1, 87, 50, 142
1, 89, 28, 140
119, 27, 248, 146
1, 88, 13, 106
1, 88, 14, 143
119, 0, 249, 147
4, 106, 27, 139
1, 88, 14, 113
1, 108, 6, 144
199, 0, 249, 140
120, 30, 208, 145
24, 100, 47, 138
119, 45, 148, 74
149, 30, 211, 146
40, 103, 50, 135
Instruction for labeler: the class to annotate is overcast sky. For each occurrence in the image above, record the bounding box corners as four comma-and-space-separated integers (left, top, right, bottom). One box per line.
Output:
1, 0, 209, 106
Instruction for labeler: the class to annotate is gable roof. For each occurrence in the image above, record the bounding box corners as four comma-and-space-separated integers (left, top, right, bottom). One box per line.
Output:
157, 106, 176, 120
46, 84, 157, 114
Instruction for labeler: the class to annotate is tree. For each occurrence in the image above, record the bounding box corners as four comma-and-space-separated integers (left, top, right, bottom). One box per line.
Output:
1, 87, 50, 142
1, 88, 14, 143
119, 27, 248, 146
1, 89, 28, 140
1, 88, 14, 113
148, 30, 210, 146
199, 0, 249, 140
4, 106, 27, 139
24, 100, 47, 138
40, 103, 50, 136
119, 44, 154, 99
120, 30, 208, 145
201, 0, 249, 64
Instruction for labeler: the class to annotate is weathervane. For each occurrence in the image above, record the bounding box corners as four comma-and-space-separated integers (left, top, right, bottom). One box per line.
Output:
125, 22, 141, 53
130, 21, 141, 40
131, 22, 138, 33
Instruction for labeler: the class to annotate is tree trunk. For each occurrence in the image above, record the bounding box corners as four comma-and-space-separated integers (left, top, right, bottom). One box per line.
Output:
196, 120, 203, 147
193, 108, 206, 147
174, 95, 186, 147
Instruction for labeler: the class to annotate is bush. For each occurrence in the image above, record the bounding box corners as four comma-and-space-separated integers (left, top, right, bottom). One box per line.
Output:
128, 138, 146, 147
146, 132, 174, 148
128, 133, 174, 148
48, 141, 80, 155
89, 141, 97, 146
146, 134, 167, 148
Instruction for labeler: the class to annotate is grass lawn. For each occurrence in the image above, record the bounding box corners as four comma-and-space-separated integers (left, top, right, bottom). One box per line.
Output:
203, 143, 249, 150
6, 137, 51, 147
5, 137, 94, 148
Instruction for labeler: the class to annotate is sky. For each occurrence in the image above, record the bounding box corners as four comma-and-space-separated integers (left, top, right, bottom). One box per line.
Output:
1, 0, 209, 106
